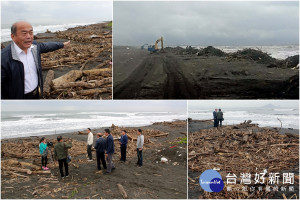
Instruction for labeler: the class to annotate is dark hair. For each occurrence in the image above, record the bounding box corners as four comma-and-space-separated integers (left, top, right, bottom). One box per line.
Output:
87, 128, 91, 131
138, 129, 142, 133
105, 129, 110, 134
11, 23, 17, 35
57, 136, 62, 142
97, 133, 102, 137
219, 108, 222, 111
40, 137, 45, 143
122, 130, 127, 133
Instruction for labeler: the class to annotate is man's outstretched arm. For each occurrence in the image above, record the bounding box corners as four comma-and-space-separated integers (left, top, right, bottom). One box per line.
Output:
39, 40, 70, 53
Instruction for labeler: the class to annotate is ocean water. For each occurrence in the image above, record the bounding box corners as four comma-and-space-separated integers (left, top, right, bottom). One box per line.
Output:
189, 107, 299, 130
1, 22, 96, 43
1, 111, 187, 139
180, 45, 299, 60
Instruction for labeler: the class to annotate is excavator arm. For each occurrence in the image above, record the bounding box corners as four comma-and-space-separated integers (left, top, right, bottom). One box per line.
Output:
154, 37, 164, 50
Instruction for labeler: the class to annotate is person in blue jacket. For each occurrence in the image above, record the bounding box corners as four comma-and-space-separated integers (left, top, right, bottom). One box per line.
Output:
104, 129, 115, 174
119, 130, 128, 162
94, 133, 107, 170
1, 21, 70, 99
39, 137, 49, 170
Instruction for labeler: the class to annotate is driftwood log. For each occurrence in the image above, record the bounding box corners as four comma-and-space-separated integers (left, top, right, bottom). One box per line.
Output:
53, 78, 112, 90
117, 184, 128, 199
52, 70, 83, 86
43, 70, 55, 96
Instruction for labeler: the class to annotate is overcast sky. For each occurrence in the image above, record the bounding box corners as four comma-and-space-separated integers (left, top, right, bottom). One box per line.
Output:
1, 100, 187, 113
1, 1, 112, 27
114, 1, 299, 46
188, 100, 299, 111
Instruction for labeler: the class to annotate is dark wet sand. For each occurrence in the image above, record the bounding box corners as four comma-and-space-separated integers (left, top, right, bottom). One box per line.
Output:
113, 46, 298, 99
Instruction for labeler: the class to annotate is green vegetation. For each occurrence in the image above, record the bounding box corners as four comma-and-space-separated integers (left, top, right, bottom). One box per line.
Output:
106, 21, 112, 28
177, 136, 187, 144
69, 188, 78, 199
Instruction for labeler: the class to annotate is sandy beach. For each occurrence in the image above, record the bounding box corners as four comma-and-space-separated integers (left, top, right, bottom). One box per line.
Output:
1, 22, 112, 99
1, 120, 187, 199
113, 46, 298, 99
188, 119, 299, 199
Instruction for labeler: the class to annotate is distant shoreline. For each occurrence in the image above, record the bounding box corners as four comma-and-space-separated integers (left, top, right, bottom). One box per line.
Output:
188, 119, 299, 135
1, 119, 186, 140
1, 22, 103, 43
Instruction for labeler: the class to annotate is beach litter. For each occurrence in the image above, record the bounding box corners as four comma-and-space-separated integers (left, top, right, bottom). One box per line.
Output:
38, 22, 112, 99
161, 157, 168, 163
188, 120, 299, 199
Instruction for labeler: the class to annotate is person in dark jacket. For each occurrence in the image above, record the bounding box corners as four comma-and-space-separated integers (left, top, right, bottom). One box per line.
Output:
104, 129, 115, 174
213, 109, 218, 127
119, 130, 128, 162
216, 108, 224, 128
1, 21, 70, 99
94, 133, 107, 170
54, 136, 72, 178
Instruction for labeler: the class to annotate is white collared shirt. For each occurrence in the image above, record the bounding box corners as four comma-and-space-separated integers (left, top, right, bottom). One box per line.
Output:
13, 42, 38, 94
87, 132, 93, 145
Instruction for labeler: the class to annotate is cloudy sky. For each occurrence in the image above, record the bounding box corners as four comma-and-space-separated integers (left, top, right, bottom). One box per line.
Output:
188, 100, 299, 111
1, 100, 187, 113
114, 1, 299, 46
1, 1, 112, 27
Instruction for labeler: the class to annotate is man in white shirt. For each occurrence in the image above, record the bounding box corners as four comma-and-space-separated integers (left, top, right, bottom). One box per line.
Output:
87, 128, 93, 161
1, 21, 70, 99
136, 129, 144, 167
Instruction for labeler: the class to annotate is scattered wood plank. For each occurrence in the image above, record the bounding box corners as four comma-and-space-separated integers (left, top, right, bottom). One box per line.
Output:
117, 183, 128, 199
43, 70, 55, 96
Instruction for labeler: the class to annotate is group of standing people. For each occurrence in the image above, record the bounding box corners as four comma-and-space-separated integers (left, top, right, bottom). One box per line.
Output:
213, 108, 224, 128
39, 128, 145, 178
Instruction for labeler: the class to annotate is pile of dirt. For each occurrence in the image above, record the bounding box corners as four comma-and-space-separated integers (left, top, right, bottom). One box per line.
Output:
185, 46, 199, 55
188, 121, 299, 199
229, 48, 277, 64
283, 55, 299, 68
164, 46, 185, 55
197, 46, 226, 57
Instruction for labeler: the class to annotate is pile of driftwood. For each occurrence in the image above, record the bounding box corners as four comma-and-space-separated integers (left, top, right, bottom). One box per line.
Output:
152, 120, 187, 128
110, 124, 169, 157
44, 68, 112, 99
188, 121, 299, 199
40, 22, 112, 99
1, 138, 88, 176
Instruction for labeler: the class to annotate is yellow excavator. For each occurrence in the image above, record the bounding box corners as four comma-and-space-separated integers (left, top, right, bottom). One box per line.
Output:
147, 37, 164, 53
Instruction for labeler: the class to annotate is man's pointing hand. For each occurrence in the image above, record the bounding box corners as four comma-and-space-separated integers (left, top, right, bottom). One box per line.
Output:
63, 40, 71, 48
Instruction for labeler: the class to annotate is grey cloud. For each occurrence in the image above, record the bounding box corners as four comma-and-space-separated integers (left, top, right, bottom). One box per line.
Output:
1, 100, 187, 113
114, 1, 299, 46
1, 1, 112, 27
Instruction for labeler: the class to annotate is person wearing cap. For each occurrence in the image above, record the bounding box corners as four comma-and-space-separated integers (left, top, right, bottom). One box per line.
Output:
136, 129, 144, 167
94, 133, 107, 170
119, 130, 128, 162
1, 21, 70, 99
104, 128, 115, 174
87, 128, 93, 161
54, 136, 72, 178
